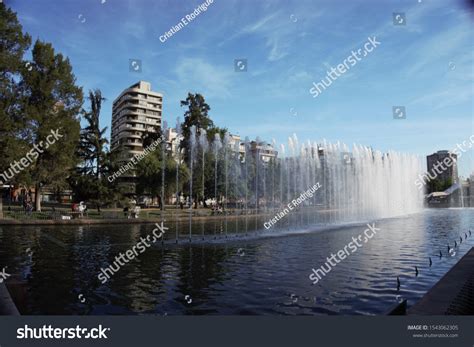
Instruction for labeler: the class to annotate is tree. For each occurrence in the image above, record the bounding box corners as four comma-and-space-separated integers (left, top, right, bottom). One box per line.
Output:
180, 93, 213, 162
427, 177, 453, 193
0, 3, 31, 185
78, 90, 108, 178
70, 148, 127, 208
179, 93, 234, 207
21, 40, 83, 211
135, 146, 189, 206
71, 89, 114, 211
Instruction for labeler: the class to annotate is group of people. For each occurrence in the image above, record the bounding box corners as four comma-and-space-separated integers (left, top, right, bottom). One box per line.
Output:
71, 201, 87, 218
123, 205, 141, 219
211, 204, 224, 215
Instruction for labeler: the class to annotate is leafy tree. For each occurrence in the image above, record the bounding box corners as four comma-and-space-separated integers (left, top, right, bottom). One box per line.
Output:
0, 3, 31, 185
135, 147, 189, 206
21, 40, 83, 211
179, 93, 233, 207
71, 89, 121, 210
70, 148, 127, 208
427, 177, 453, 193
180, 93, 213, 162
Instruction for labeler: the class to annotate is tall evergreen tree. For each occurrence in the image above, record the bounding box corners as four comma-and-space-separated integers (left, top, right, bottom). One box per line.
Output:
70, 89, 113, 211
0, 3, 31, 184
78, 89, 108, 178
180, 93, 213, 162
21, 40, 83, 211
179, 93, 232, 206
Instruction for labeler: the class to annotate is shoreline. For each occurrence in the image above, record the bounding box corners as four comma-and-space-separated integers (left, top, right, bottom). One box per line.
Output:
0, 212, 277, 226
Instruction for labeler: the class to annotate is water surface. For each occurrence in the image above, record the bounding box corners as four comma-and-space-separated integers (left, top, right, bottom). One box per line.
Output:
0, 208, 472, 315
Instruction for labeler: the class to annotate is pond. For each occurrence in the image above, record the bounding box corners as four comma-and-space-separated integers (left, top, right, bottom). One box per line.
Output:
0, 208, 472, 315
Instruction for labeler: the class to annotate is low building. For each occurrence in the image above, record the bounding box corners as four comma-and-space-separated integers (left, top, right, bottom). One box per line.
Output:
229, 134, 246, 161
249, 140, 278, 163
165, 127, 183, 162
470, 174, 474, 207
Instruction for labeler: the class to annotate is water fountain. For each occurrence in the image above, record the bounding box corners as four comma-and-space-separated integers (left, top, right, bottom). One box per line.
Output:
158, 129, 424, 241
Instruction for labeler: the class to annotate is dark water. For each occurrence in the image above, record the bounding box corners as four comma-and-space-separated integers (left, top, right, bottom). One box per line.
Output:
0, 208, 473, 315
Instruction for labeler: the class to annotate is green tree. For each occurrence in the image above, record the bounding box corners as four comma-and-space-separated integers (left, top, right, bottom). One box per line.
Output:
180, 93, 213, 162
71, 89, 116, 211
79, 90, 108, 178
0, 3, 31, 184
443, 177, 453, 191
70, 148, 127, 208
427, 177, 453, 193
135, 147, 189, 206
179, 93, 233, 207
21, 40, 83, 211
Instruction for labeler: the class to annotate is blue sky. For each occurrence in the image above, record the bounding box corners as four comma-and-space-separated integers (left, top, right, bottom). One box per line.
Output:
7, 0, 474, 177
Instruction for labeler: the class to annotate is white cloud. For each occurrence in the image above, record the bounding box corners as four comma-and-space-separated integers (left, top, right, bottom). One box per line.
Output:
219, 8, 323, 62
174, 58, 233, 99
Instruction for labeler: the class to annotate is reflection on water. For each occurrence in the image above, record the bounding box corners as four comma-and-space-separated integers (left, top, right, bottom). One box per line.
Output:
0, 208, 472, 315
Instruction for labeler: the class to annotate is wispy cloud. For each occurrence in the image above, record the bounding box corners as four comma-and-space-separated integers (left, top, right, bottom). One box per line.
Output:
174, 58, 233, 99
219, 7, 323, 62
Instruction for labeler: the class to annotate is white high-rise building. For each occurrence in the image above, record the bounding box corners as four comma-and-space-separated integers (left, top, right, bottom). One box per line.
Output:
111, 81, 163, 160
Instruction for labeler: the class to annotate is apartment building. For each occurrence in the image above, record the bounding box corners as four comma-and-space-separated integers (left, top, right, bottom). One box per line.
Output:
249, 140, 278, 163
111, 81, 163, 161
426, 150, 459, 184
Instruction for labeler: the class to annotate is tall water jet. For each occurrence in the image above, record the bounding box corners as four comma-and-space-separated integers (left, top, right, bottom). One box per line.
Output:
254, 137, 261, 231
213, 133, 222, 239
175, 118, 181, 243
223, 133, 231, 237
279, 144, 285, 209
272, 139, 276, 212
255, 136, 261, 211
175, 118, 181, 210
161, 121, 168, 214
188, 125, 196, 242
199, 129, 208, 206
199, 129, 208, 240
234, 139, 242, 236
244, 137, 250, 235
160, 121, 168, 243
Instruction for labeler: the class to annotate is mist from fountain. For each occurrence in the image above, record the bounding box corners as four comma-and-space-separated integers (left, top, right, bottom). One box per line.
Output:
174, 130, 424, 238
